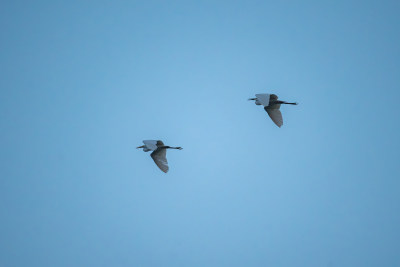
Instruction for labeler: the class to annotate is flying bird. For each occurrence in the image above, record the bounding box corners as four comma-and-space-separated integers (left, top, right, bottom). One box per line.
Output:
249, 93, 297, 127
137, 140, 182, 173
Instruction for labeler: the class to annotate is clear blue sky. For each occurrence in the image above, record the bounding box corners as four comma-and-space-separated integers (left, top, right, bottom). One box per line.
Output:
1, 1, 399, 266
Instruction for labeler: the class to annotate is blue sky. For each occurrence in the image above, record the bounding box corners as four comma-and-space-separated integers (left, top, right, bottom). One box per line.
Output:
1, 1, 399, 266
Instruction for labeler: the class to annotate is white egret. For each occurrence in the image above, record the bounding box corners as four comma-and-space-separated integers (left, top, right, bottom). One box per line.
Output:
137, 140, 182, 173
249, 93, 297, 127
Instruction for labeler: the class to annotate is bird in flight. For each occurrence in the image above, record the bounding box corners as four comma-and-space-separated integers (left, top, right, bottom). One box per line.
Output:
249, 93, 297, 127
137, 140, 182, 173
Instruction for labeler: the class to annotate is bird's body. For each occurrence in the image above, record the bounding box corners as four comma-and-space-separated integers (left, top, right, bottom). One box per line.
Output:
137, 140, 182, 173
249, 93, 297, 127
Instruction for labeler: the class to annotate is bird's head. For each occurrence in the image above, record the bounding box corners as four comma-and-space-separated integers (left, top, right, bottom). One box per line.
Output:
136, 145, 145, 149
248, 97, 262, 105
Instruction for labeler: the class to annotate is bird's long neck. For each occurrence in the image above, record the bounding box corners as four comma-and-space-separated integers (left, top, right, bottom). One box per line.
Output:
282, 102, 298, 105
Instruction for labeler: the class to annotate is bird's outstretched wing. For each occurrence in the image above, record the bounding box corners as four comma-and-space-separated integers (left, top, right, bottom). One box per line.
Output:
265, 105, 283, 127
143, 140, 158, 151
255, 94, 270, 107
270, 94, 279, 101
151, 148, 169, 173
156, 140, 165, 147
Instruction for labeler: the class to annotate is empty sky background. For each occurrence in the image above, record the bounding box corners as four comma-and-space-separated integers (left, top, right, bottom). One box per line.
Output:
1, 1, 399, 266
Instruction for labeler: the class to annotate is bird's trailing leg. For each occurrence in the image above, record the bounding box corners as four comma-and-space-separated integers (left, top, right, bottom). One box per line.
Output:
282, 101, 298, 105
160, 146, 183, 150
136, 145, 145, 149
271, 100, 298, 105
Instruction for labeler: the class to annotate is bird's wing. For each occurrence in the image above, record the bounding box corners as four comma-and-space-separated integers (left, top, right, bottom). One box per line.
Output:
156, 140, 165, 147
270, 94, 279, 100
151, 148, 169, 173
255, 94, 270, 107
143, 140, 158, 151
265, 105, 283, 127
